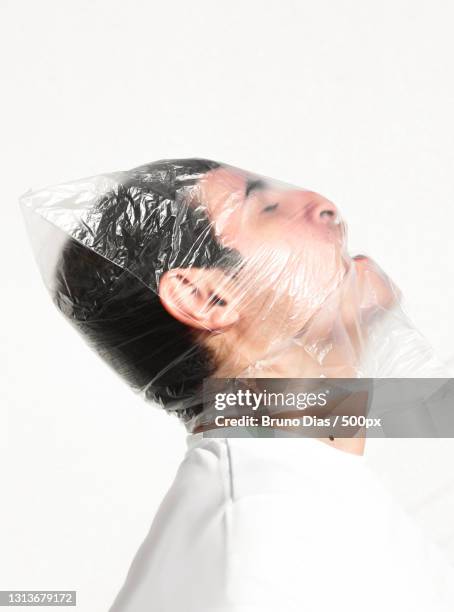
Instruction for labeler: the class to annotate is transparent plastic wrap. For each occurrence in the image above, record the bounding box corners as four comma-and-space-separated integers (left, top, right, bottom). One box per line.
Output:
19, 158, 451, 432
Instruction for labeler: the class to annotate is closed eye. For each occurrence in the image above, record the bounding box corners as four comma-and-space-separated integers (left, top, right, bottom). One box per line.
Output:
262, 203, 279, 213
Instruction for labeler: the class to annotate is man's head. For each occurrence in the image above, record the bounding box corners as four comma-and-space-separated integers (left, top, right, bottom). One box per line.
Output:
161, 162, 348, 343
53, 158, 349, 420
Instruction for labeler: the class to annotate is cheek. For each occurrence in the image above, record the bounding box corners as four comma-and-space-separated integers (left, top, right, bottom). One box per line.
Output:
238, 237, 345, 307
221, 214, 348, 317
282, 225, 347, 287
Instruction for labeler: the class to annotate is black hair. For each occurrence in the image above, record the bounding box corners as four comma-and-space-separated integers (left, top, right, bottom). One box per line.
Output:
53, 158, 243, 422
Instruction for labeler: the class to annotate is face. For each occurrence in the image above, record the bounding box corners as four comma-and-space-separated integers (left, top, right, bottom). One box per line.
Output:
196, 164, 350, 334
199, 165, 345, 250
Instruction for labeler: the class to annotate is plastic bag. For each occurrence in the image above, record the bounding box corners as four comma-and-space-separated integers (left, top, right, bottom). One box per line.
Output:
19, 158, 450, 431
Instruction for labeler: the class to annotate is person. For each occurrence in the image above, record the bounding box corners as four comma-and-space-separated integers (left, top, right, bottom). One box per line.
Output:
20, 159, 454, 610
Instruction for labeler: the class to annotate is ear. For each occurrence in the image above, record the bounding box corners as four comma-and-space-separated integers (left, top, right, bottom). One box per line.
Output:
158, 267, 240, 331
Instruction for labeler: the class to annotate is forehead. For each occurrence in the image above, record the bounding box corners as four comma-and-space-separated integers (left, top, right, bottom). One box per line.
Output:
197, 166, 250, 212
197, 164, 300, 202
195, 166, 262, 248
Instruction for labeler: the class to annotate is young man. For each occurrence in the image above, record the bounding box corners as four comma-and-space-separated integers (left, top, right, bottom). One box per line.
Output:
21, 159, 454, 611
48, 159, 399, 452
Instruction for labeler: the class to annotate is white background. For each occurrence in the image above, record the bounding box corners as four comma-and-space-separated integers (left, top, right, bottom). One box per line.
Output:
1, 1, 454, 610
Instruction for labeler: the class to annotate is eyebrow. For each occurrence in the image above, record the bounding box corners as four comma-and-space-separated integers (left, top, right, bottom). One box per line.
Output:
244, 178, 268, 198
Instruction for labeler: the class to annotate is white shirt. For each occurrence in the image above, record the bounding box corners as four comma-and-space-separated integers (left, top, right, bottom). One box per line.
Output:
109, 432, 454, 611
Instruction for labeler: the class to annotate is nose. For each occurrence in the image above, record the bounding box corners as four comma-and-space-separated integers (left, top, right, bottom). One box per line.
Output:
294, 190, 339, 225
310, 198, 339, 225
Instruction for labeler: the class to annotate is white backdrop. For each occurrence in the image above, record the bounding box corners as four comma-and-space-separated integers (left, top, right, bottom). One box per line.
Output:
1, 1, 454, 610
